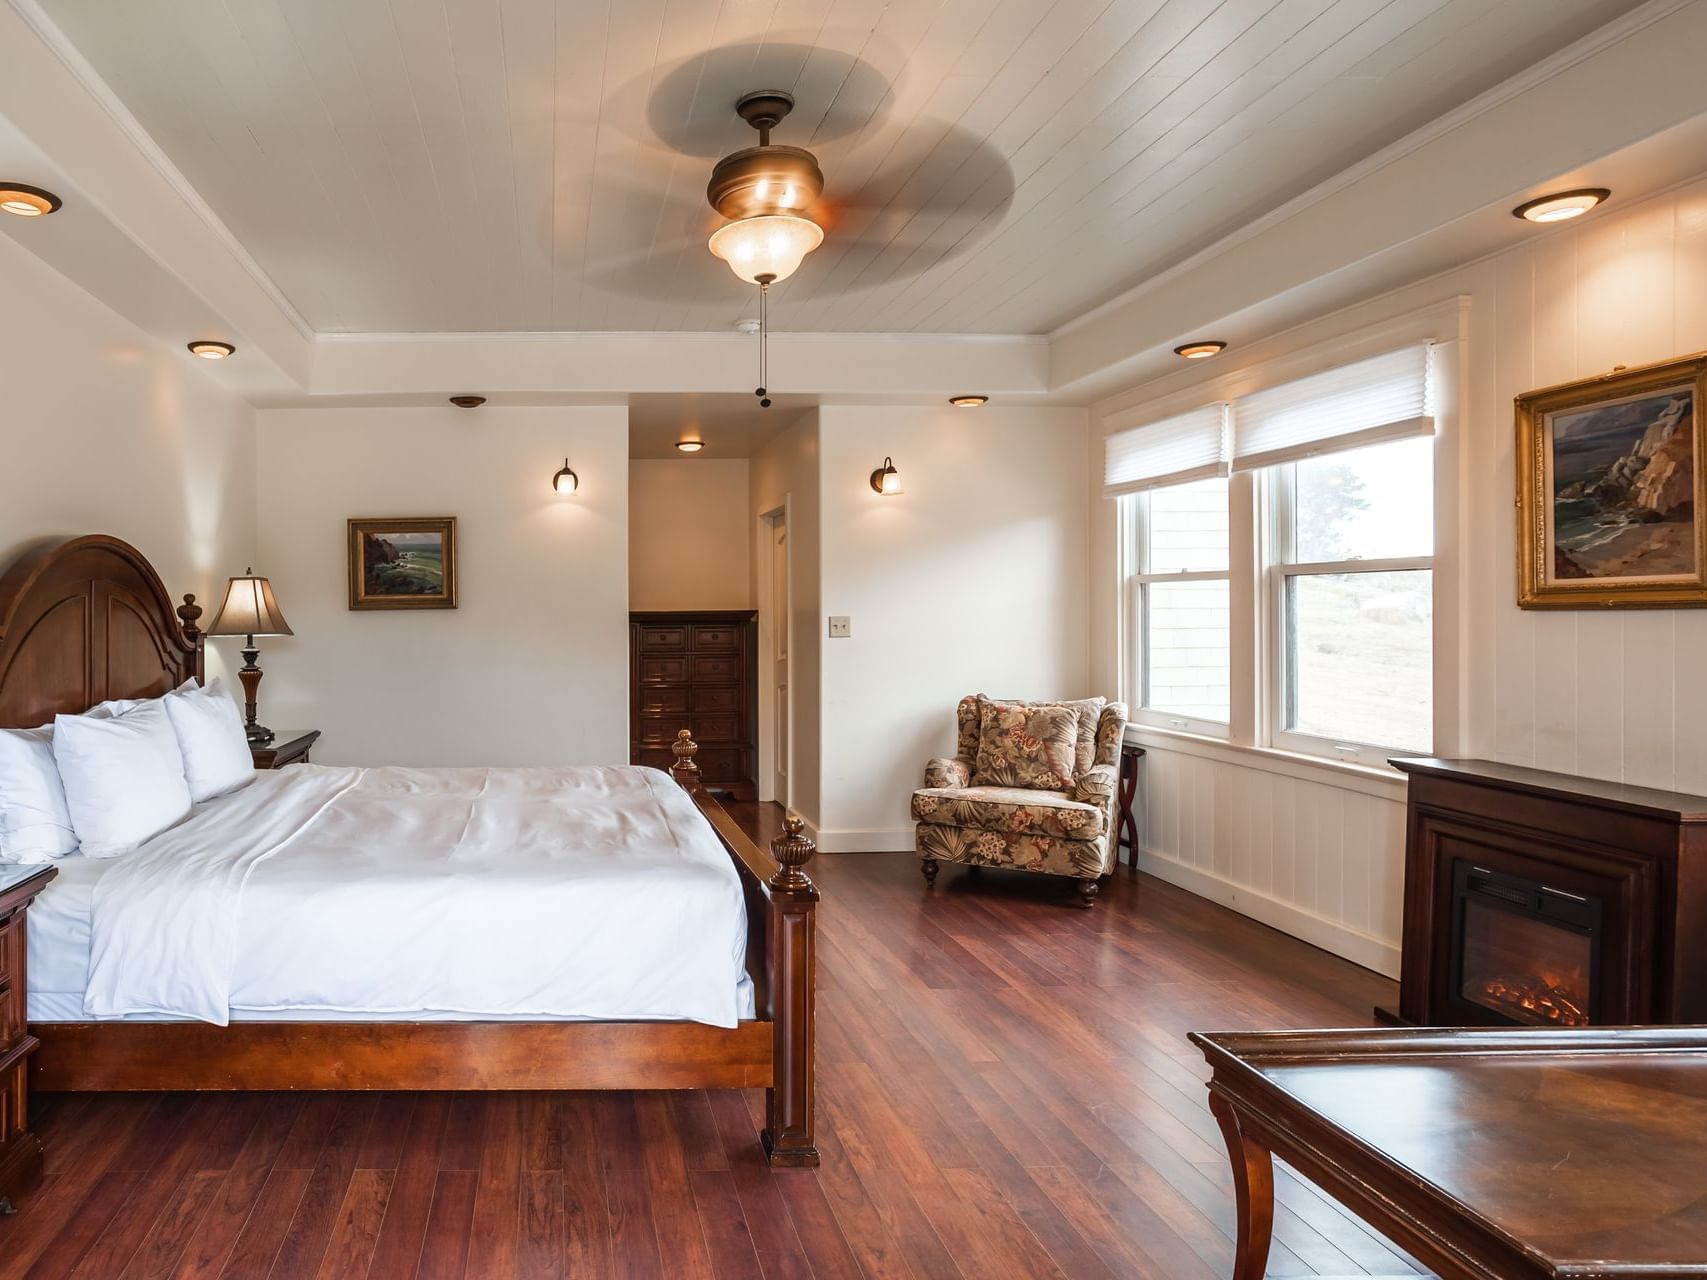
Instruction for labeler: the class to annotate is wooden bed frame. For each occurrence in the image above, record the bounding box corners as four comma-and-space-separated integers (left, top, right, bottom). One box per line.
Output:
0, 534, 818, 1167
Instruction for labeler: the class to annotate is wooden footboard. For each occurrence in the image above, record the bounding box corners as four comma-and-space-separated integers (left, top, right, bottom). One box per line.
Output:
668, 731, 819, 1167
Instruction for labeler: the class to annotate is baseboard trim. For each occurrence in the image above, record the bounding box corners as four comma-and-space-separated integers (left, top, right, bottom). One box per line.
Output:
1137, 847, 1400, 979
814, 827, 914, 854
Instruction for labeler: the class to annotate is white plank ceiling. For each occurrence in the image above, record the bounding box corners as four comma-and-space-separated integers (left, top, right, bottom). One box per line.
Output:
41, 0, 1646, 335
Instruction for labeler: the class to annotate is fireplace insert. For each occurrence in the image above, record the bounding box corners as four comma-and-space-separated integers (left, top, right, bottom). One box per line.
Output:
1450, 860, 1602, 1027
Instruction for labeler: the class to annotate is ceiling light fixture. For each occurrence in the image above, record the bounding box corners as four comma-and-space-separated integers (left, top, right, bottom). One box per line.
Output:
449, 395, 486, 408
0, 183, 61, 217
187, 340, 236, 360
949, 395, 989, 408
552, 458, 579, 495
1173, 340, 1227, 360
870, 457, 903, 496
1513, 187, 1610, 223
707, 92, 826, 410
676, 439, 705, 453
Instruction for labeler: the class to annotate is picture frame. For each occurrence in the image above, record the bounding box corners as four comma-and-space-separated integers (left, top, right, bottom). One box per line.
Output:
347, 517, 458, 610
1516, 353, 1707, 609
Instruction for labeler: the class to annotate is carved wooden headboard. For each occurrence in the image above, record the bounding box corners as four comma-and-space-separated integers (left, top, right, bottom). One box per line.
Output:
0, 535, 200, 730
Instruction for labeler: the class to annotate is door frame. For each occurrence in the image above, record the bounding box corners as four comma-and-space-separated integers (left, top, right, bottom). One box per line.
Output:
756, 499, 792, 807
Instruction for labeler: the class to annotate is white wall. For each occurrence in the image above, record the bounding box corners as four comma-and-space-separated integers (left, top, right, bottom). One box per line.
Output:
255, 405, 629, 766
0, 231, 255, 688
1089, 175, 1707, 977
751, 413, 822, 832
628, 459, 752, 611
816, 405, 1091, 850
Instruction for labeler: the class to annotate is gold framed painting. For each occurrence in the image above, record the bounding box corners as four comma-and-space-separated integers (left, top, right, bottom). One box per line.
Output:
1516, 353, 1707, 608
347, 517, 458, 610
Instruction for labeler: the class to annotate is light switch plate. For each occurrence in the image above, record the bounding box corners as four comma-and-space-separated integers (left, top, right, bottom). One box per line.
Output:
828, 615, 851, 638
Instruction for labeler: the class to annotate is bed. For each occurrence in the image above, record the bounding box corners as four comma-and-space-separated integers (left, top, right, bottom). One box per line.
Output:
0, 534, 818, 1167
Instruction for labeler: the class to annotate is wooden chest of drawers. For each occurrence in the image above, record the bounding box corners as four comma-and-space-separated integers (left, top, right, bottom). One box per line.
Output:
630, 610, 757, 800
0, 864, 54, 1212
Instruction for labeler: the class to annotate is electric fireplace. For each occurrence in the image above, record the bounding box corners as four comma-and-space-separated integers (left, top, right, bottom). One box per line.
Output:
1450, 861, 1601, 1027
1388, 759, 1707, 1028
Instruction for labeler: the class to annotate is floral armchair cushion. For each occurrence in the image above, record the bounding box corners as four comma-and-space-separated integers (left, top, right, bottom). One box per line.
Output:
960, 695, 1107, 778
972, 702, 1078, 790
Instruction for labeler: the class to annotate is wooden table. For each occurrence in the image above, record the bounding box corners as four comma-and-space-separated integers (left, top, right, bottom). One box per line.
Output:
1117, 741, 1144, 869
1192, 1027, 1707, 1279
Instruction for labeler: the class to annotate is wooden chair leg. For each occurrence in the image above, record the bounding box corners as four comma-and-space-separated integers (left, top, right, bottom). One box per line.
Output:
920, 857, 939, 887
1209, 1091, 1274, 1280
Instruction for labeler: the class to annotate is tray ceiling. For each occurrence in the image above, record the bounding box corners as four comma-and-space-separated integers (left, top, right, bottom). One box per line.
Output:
39, 0, 1647, 336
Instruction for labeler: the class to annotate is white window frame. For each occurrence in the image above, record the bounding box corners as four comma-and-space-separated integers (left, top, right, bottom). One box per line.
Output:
1121, 485, 1231, 739
1260, 444, 1434, 769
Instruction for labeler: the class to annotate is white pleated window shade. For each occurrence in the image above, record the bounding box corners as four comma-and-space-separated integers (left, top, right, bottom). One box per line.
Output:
1231, 345, 1433, 472
1103, 403, 1229, 496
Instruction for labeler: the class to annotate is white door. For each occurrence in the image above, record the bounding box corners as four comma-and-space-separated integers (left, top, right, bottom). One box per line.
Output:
770, 515, 789, 805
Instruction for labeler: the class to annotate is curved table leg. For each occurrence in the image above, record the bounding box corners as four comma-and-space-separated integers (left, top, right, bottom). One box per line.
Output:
1209, 1091, 1274, 1280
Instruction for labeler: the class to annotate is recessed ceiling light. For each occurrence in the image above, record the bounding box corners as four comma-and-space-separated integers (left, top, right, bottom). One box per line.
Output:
676, 439, 705, 453
187, 340, 235, 360
1513, 188, 1610, 224
0, 183, 61, 217
949, 395, 988, 408
1173, 340, 1227, 360
449, 395, 486, 408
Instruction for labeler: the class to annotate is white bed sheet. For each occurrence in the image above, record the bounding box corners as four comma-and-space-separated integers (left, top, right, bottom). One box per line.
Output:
28, 764, 754, 1027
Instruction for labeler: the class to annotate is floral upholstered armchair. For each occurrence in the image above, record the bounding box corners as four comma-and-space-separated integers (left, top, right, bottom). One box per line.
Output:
912, 694, 1128, 908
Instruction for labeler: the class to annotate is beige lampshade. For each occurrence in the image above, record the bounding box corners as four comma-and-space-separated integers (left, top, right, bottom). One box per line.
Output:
207, 572, 293, 638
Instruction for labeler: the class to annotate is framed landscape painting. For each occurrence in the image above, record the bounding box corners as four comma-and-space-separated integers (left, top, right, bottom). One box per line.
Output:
347, 517, 458, 610
1517, 353, 1707, 608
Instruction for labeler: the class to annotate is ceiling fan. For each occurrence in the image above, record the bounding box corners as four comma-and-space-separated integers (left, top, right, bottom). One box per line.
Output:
704, 91, 827, 408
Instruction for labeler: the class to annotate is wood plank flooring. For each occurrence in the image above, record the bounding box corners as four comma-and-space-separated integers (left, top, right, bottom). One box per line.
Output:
1, 806, 1412, 1279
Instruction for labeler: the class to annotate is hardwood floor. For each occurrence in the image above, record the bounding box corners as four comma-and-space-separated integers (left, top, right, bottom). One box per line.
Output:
1, 805, 1411, 1279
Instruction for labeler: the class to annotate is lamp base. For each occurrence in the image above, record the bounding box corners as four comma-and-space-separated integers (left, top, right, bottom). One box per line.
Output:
244, 723, 276, 746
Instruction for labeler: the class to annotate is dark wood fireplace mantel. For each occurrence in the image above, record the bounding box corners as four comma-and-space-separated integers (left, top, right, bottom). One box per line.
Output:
1389, 757, 1707, 1027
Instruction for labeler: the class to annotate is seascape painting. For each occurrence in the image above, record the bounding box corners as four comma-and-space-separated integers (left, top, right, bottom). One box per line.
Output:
347, 517, 458, 610
1517, 355, 1707, 608
1547, 385, 1696, 581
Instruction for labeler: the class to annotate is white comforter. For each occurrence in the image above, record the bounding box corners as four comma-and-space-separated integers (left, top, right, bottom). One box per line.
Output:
80, 764, 751, 1027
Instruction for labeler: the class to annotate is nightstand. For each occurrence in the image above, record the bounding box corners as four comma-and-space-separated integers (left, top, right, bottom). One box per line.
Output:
0, 863, 56, 1212
251, 729, 321, 770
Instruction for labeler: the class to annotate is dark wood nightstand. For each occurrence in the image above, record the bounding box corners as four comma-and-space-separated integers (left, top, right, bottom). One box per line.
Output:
0, 863, 56, 1212
250, 729, 321, 770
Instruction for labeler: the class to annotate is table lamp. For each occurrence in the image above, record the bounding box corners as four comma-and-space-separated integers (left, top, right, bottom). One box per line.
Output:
206, 569, 293, 744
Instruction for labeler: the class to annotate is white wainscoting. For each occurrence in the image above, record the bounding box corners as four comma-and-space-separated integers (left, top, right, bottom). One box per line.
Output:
1133, 734, 1405, 978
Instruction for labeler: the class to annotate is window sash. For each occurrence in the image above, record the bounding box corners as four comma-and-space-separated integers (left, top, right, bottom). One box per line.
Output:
1122, 491, 1230, 736
1264, 455, 1433, 765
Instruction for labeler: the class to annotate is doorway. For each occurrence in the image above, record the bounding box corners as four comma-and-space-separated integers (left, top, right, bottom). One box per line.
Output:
760, 505, 790, 807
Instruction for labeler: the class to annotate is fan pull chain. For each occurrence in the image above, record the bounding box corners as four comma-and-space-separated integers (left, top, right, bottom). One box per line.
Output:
755, 277, 772, 408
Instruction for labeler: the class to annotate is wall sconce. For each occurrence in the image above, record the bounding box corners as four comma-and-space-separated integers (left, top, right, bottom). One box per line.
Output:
869, 457, 903, 495
552, 458, 579, 495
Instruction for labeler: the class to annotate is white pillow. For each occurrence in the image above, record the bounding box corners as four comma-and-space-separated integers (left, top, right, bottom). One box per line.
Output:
52, 699, 193, 858
164, 678, 255, 803
0, 724, 79, 863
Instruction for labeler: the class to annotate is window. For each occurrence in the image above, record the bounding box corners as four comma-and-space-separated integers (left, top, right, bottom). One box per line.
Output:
1125, 478, 1230, 732
1109, 340, 1441, 772
1267, 435, 1433, 765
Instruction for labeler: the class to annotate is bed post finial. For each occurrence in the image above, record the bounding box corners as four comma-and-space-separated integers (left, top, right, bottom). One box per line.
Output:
768, 815, 816, 892
177, 593, 205, 683
670, 729, 702, 791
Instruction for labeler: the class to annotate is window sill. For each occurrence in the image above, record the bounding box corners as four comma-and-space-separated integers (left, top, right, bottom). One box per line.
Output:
1124, 723, 1409, 801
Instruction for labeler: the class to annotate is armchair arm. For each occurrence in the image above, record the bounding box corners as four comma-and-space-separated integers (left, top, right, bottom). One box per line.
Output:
1073, 762, 1118, 808
923, 755, 973, 789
